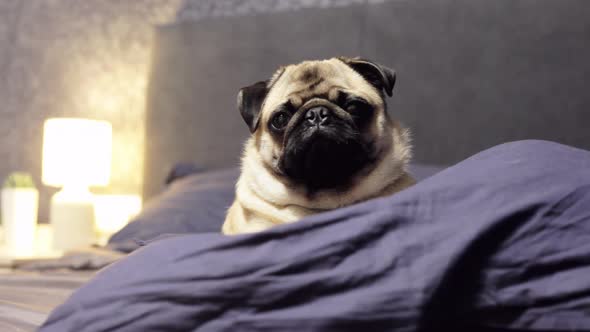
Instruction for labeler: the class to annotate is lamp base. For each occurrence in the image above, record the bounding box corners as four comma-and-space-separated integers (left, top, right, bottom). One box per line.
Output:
50, 186, 96, 251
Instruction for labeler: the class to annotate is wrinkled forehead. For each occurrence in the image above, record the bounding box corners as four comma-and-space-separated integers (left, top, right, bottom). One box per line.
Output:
263, 59, 380, 112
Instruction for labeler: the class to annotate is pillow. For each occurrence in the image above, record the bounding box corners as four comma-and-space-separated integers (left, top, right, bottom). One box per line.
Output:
108, 167, 238, 252
108, 163, 443, 252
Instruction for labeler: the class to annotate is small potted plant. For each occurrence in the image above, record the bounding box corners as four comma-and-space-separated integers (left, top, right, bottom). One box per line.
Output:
1, 172, 39, 256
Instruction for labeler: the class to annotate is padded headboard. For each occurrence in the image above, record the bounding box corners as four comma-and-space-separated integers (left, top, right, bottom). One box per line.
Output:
143, 0, 590, 200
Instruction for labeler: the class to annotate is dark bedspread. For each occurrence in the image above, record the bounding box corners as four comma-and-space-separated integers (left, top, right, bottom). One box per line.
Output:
40, 140, 590, 331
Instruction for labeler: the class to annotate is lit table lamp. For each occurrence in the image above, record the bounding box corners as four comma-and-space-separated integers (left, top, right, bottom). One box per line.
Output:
42, 118, 112, 251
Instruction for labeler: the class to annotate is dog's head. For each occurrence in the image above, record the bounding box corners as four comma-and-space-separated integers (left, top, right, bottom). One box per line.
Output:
238, 57, 397, 191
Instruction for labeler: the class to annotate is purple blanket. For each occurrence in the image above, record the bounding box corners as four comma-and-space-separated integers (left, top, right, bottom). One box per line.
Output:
40, 140, 590, 331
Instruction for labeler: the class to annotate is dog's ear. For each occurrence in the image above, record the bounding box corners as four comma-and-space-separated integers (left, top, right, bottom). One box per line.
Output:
237, 81, 268, 133
339, 57, 396, 97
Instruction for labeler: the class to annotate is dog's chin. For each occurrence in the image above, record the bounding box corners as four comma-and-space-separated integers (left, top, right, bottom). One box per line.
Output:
280, 125, 373, 191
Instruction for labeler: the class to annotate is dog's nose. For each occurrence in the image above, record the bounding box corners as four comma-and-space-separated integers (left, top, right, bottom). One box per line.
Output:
305, 106, 330, 125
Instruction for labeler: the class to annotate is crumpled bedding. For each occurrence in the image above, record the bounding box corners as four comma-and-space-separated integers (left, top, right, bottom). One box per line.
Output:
40, 140, 590, 331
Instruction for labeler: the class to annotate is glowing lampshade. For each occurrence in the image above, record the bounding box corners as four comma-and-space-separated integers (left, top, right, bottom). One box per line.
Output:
42, 118, 112, 188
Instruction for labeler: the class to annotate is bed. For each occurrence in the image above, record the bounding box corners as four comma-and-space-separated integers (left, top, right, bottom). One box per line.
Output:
0, 269, 93, 331
3, 1, 590, 331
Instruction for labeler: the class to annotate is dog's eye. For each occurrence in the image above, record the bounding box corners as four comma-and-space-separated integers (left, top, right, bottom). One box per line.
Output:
345, 99, 373, 117
270, 112, 290, 130
345, 99, 373, 127
345, 99, 369, 113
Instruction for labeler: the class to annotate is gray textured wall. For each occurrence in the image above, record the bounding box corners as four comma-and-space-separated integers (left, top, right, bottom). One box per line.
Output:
0, 0, 182, 221
0, 0, 379, 221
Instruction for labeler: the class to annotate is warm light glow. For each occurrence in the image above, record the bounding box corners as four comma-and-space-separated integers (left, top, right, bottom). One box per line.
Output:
93, 195, 142, 235
42, 118, 112, 187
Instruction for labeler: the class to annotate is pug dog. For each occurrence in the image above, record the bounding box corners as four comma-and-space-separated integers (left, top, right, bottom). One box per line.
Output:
222, 57, 414, 235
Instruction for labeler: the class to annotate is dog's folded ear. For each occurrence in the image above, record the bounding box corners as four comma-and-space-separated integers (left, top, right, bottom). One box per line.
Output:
237, 81, 268, 133
339, 57, 396, 97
